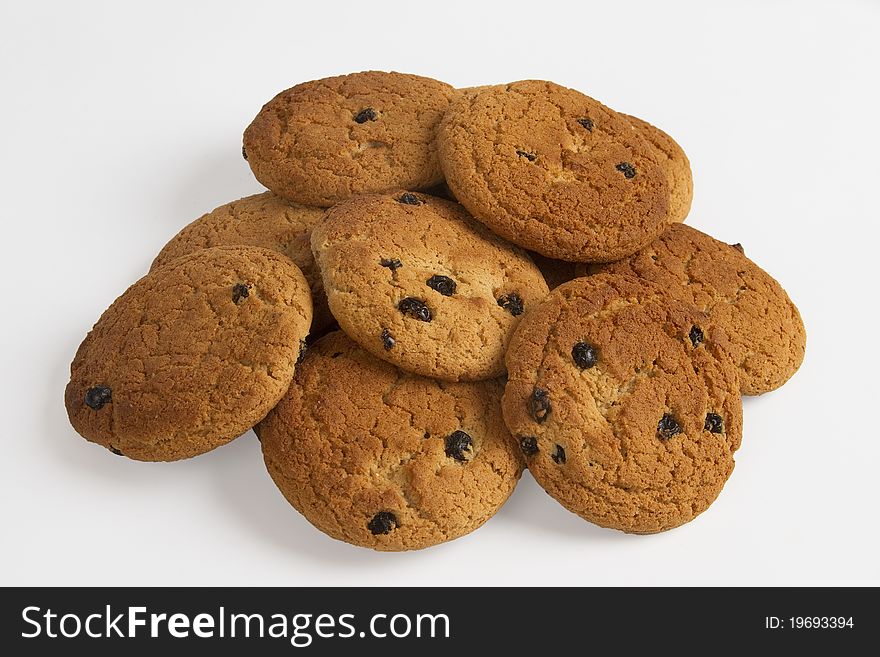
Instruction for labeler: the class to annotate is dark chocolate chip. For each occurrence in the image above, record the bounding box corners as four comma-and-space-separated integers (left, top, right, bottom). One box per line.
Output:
109, 446, 124, 456
380, 258, 402, 271
529, 387, 551, 424
381, 328, 395, 350
398, 297, 432, 322
445, 430, 473, 462
497, 292, 524, 316
520, 436, 539, 456
354, 107, 378, 124
398, 192, 422, 206
572, 341, 598, 369
689, 325, 704, 347
84, 386, 112, 410
232, 283, 251, 304
577, 117, 594, 131
704, 413, 724, 434
426, 275, 456, 296
615, 162, 637, 179
657, 413, 683, 440
241, 145, 247, 160
516, 150, 537, 162
296, 339, 307, 364
730, 243, 745, 254
551, 444, 566, 464
367, 511, 398, 535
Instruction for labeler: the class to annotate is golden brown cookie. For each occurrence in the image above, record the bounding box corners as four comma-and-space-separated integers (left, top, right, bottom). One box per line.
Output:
502, 274, 742, 534
258, 331, 524, 551
243, 71, 458, 207
65, 246, 313, 461
625, 114, 693, 224
151, 192, 333, 333
311, 191, 549, 381
437, 80, 669, 262
587, 224, 806, 395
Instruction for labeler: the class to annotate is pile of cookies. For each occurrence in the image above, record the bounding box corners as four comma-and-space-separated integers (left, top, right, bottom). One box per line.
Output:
65, 71, 806, 550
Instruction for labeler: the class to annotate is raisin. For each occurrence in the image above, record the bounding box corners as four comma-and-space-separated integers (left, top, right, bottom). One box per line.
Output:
331, 352, 343, 358
445, 430, 473, 462
380, 258, 402, 271
426, 275, 456, 296
84, 386, 112, 410
423, 432, 431, 440
109, 446, 124, 456
572, 341, 598, 369
689, 325, 704, 347
520, 436, 538, 456
529, 388, 551, 424
730, 243, 745, 254
354, 107, 378, 124
705, 413, 724, 434
241, 145, 247, 160
516, 150, 537, 162
381, 328, 395, 350
497, 292, 524, 316
551, 444, 566, 464
367, 511, 397, 535
232, 283, 251, 304
398, 192, 422, 206
615, 162, 637, 179
577, 117, 594, 131
398, 297, 432, 322
296, 339, 307, 364
657, 413, 683, 440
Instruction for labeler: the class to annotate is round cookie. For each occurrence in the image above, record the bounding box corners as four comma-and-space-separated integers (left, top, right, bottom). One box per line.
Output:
243, 71, 458, 207
310, 191, 549, 381
502, 274, 743, 534
151, 192, 332, 333
65, 246, 313, 461
437, 80, 669, 262
625, 114, 693, 224
587, 223, 806, 395
258, 331, 524, 551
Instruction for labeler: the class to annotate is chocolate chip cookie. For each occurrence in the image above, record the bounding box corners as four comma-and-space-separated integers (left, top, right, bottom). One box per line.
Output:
152, 192, 333, 332
258, 331, 524, 551
502, 273, 742, 533
66, 246, 313, 461
625, 114, 693, 224
437, 80, 669, 262
587, 223, 806, 394
243, 71, 458, 207
311, 191, 549, 381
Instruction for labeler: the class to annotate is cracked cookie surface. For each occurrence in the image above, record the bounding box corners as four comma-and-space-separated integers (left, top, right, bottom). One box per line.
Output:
258, 331, 524, 551
625, 114, 693, 224
586, 223, 806, 394
311, 191, 549, 381
65, 246, 313, 461
243, 71, 458, 207
437, 80, 669, 262
502, 273, 742, 533
152, 192, 333, 332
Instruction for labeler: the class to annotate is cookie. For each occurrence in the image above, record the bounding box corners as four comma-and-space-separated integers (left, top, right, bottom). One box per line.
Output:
437, 80, 669, 262
625, 114, 693, 223
243, 71, 458, 207
65, 246, 313, 461
502, 274, 742, 534
151, 192, 333, 333
586, 223, 806, 395
258, 331, 523, 551
310, 191, 549, 381
527, 251, 578, 290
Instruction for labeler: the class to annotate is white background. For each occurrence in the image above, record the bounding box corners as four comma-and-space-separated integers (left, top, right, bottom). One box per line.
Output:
1, 0, 878, 587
